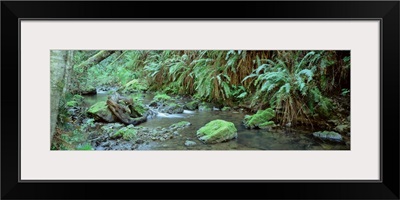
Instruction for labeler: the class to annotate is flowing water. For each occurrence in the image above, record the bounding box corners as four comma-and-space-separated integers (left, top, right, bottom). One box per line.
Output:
83, 91, 350, 150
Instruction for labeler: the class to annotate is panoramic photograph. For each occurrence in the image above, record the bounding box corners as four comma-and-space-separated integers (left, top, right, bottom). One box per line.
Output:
50, 50, 350, 150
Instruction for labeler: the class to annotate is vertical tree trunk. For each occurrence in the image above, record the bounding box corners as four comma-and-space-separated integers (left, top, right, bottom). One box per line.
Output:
62, 51, 74, 94
50, 50, 68, 145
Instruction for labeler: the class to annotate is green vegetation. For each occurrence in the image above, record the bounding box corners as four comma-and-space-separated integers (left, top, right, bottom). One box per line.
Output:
64, 50, 349, 127
153, 94, 172, 102
51, 50, 350, 150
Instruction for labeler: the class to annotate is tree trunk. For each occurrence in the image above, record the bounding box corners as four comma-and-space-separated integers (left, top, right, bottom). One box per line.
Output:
76, 50, 115, 70
50, 50, 68, 145
62, 51, 74, 94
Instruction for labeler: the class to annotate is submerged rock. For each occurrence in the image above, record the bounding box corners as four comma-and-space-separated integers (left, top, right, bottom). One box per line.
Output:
196, 119, 237, 144
243, 108, 275, 129
312, 131, 343, 142
170, 121, 191, 129
184, 140, 197, 147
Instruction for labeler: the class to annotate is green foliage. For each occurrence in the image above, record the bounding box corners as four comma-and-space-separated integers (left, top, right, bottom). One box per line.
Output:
66, 101, 78, 107
65, 50, 349, 128
76, 143, 93, 150
341, 88, 350, 96
243, 51, 337, 125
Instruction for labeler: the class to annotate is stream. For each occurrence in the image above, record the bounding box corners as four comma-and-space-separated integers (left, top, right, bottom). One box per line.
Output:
81, 89, 350, 150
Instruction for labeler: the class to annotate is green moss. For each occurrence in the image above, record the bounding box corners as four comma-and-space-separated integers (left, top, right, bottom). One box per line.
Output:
66, 101, 78, 107
87, 101, 115, 122
243, 108, 275, 129
133, 103, 147, 116
87, 101, 108, 114
112, 127, 138, 141
153, 94, 172, 102
196, 119, 237, 144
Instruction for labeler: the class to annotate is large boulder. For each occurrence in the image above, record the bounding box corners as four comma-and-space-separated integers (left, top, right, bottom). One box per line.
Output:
87, 101, 116, 122
313, 131, 343, 142
243, 108, 275, 129
196, 120, 237, 144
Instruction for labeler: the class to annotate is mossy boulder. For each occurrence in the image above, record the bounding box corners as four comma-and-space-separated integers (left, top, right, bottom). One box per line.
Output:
243, 108, 275, 129
196, 120, 237, 144
122, 79, 148, 93
111, 127, 138, 141
313, 131, 343, 142
184, 101, 199, 110
87, 101, 115, 122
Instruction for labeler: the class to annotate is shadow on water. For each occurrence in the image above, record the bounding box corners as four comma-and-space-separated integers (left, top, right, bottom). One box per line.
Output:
83, 92, 350, 150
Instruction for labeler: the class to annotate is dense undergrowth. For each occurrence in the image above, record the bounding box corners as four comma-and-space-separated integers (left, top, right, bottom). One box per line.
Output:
69, 50, 349, 127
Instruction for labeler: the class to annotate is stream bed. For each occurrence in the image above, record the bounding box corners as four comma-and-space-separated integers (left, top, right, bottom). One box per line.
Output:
80, 90, 350, 151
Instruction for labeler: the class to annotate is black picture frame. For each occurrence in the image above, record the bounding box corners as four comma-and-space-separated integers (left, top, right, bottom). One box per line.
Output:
1, 1, 399, 199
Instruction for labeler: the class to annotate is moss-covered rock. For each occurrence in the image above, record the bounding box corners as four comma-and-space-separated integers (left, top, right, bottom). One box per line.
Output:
111, 127, 137, 141
122, 79, 148, 93
312, 131, 343, 142
184, 101, 199, 110
243, 108, 275, 129
196, 119, 237, 144
87, 101, 115, 122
